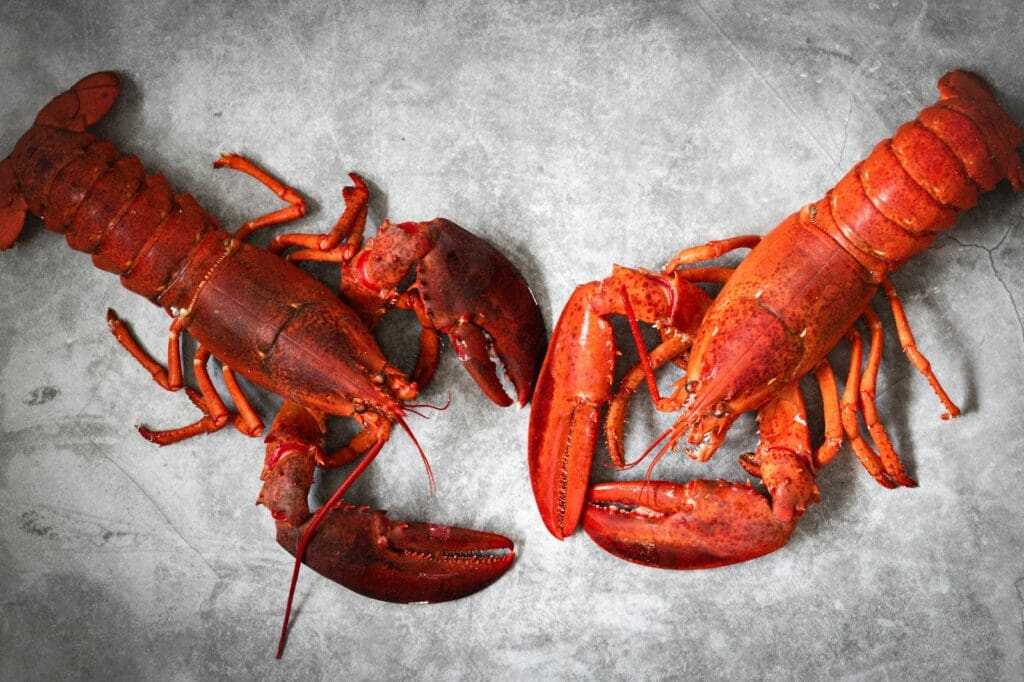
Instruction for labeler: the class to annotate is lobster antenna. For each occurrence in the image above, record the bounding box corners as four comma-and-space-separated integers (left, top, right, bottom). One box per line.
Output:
395, 414, 436, 495
402, 394, 453, 420
643, 434, 677, 485
619, 425, 674, 470
276, 438, 387, 659
620, 285, 662, 403
404, 393, 452, 411
403, 407, 431, 420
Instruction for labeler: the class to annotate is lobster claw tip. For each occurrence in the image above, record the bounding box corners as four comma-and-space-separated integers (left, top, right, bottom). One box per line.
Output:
278, 504, 515, 604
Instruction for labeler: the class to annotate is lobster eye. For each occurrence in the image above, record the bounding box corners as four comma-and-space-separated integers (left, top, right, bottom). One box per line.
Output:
711, 401, 728, 418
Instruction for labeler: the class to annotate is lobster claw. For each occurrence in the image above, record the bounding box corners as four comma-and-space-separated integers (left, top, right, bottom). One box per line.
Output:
582, 480, 795, 569
259, 401, 515, 604
277, 175, 546, 408
275, 505, 515, 603
528, 268, 712, 539
411, 219, 546, 408
581, 383, 819, 569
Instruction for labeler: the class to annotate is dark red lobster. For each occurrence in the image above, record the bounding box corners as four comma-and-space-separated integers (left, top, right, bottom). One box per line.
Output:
529, 71, 1023, 568
0, 73, 545, 654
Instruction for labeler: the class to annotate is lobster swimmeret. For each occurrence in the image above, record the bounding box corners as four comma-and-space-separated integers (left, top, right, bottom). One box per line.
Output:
0, 73, 546, 654
528, 71, 1024, 568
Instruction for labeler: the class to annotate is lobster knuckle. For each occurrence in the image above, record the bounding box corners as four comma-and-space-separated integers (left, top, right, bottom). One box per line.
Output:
258, 452, 314, 527
758, 449, 818, 524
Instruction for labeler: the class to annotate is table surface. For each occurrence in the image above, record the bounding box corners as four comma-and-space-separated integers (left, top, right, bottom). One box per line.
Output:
2, 1, 1023, 679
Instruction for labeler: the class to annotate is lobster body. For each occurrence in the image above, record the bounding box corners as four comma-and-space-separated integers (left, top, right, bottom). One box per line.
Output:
5, 121, 401, 419
683, 71, 1024, 448
3, 73, 547, 653
529, 71, 1024, 568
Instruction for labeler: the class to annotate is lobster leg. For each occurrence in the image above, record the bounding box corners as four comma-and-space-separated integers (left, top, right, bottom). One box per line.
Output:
269, 173, 369, 263
259, 401, 515, 657
880, 279, 961, 420
859, 308, 917, 487
316, 409, 393, 468
212, 153, 308, 242
394, 291, 444, 391
813, 360, 844, 468
661, 234, 762, 273
107, 309, 185, 391
107, 312, 263, 444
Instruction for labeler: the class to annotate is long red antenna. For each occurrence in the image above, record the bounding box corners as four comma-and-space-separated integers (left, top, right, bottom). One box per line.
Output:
276, 437, 386, 658
620, 285, 661, 403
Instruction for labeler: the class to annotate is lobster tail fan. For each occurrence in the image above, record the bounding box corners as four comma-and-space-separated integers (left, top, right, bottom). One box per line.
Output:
34, 72, 121, 131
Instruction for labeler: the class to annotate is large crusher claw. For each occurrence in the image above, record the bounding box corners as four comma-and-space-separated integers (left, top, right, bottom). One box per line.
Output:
528, 267, 711, 539
402, 218, 546, 408
582, 480, 794, 569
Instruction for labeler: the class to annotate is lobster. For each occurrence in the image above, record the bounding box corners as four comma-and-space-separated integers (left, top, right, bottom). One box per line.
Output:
0, 73, 546, 654
528, 70, 1024, 568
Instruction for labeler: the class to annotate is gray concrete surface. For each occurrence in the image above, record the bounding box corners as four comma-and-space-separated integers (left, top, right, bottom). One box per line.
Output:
2, 1, 1023, 679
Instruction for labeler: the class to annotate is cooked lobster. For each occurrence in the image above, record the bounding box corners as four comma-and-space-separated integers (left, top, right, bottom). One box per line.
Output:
528, 70, 1024, 568
0, 73, 546, 653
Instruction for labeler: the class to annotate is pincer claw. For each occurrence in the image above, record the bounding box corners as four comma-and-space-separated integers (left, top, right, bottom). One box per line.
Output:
259, 400, 515, 605
275, 506, 515, 604
582, 480, 794, 570
414, 219, 546, 408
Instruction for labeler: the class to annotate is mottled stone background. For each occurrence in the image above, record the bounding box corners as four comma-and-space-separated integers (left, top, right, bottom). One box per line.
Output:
1, 1, 1022, 679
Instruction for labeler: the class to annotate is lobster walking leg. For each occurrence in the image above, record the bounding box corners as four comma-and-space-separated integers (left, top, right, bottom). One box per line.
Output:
213, 153, 307, 241
813, 360, 844, 468
859, 308, 916, 487
880, 279, 960, 420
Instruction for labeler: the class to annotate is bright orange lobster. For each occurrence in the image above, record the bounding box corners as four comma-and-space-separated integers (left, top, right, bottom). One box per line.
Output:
529, 71, 1024, 568
0, 73, 546, 654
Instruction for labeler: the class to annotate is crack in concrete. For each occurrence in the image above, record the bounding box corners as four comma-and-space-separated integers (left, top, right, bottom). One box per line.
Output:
1016, 577, 1024, 641
693, 1, 836, 167
833, 92, 854, 177
101, 453, 219, 579
944, 216, 1024, 350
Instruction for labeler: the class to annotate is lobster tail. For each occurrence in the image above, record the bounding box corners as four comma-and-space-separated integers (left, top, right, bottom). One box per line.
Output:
815, 71, 1024, 272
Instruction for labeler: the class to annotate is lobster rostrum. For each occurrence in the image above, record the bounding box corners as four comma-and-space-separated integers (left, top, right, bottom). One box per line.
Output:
529, 71, 1024, 568
1, 73, 546, 653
